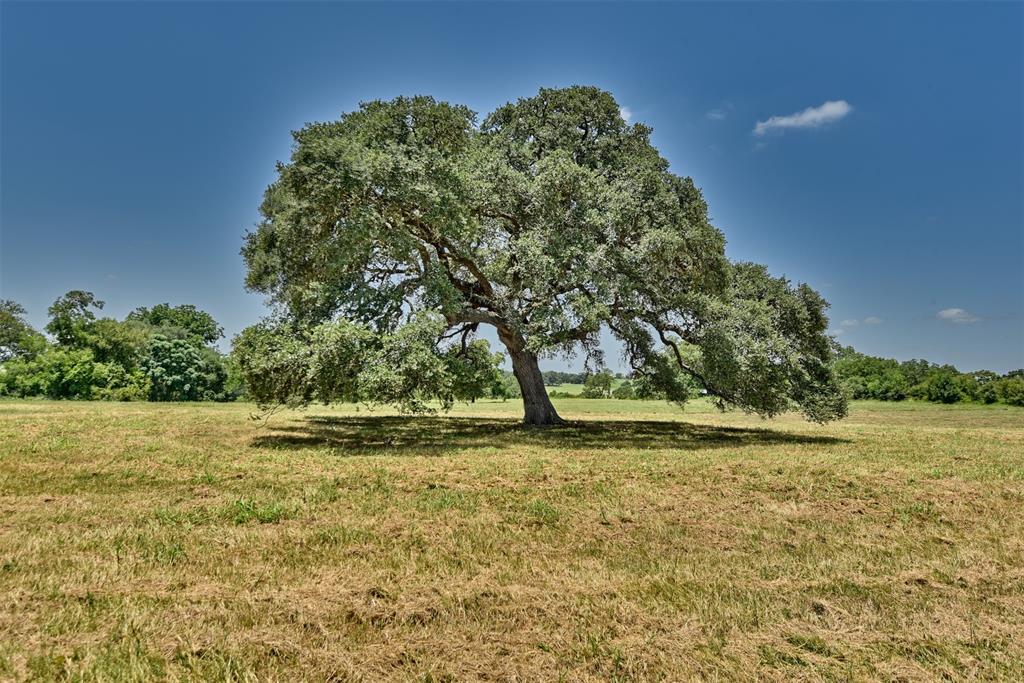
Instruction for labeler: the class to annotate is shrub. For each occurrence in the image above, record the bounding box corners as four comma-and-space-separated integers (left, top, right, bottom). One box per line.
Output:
581, 370, 614, 398
143, 336, 228, 401
978, 382, 999, 404
612, 381, 635, 400
921, 371, 964, 404
90, 362, 150, 401
997, 378, 1024, 407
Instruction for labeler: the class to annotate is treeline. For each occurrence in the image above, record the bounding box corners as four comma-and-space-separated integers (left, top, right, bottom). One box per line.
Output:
548, 369, 686, 400
834, 346, 1023, 406
547, 350, 1024, 406
4, 294, 1022, 408
541, 371, 588, 386
0, 292, 240, 401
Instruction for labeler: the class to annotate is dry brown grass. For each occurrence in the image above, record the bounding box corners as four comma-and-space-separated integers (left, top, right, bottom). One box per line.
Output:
1, 398, 1022, 681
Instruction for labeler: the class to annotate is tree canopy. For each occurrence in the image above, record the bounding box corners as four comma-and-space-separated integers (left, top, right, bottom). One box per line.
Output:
1, 292, 236, 402
127, 303, 224, 345
238, 86, 848, 425
0, 300, 46, 362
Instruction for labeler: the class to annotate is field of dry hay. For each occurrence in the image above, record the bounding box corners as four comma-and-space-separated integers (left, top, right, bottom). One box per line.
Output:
1, 398, 1022, 681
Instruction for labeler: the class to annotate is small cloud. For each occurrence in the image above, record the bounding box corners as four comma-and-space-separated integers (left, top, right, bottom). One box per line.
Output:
706, 102, 734, 121
754, 100, 853, 136
838, 316, 883, 329
827, 328, 844, 336
619, 107, 632, 123
937, 308, 980, 324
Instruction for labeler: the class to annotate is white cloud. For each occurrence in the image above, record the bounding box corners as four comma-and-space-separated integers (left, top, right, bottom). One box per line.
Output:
835, 317, 884, 327
619, 107, 632, 123
754, 100, 853, 136
706, 102, 734, 121
937, 308, 980, 324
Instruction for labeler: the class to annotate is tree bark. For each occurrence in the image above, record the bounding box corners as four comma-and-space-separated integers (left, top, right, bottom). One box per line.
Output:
498, 328, 565, 426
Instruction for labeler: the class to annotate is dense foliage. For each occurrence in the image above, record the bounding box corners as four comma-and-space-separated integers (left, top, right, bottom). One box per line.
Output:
541, 371, 589, 386
233, 313, 505, 413
0, 293, 236, 402
833, 346, 1023, 406
580, 370, 615, 398
545, 345, 1023, 408
0, 300, 46, 362
238, 86, 847, 424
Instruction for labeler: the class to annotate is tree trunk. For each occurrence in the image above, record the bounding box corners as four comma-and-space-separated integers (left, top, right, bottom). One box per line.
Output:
498, 329, 564, 426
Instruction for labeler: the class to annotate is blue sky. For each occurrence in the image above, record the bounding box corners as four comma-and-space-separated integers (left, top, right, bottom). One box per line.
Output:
2, 2, 1022, 372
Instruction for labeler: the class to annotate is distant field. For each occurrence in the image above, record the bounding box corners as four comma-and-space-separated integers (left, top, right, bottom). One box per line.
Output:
546, 379, 625, 396
1, 398, 1022, 680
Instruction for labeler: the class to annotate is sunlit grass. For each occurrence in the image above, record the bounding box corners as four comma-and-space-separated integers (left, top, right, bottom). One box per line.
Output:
1, 398, 1022, 680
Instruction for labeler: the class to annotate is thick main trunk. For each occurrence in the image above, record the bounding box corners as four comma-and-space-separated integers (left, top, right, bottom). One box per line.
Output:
498, 329, 564, 426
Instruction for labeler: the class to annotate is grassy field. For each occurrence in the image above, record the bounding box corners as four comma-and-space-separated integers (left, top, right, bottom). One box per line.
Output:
544, 379, 625, 396
1, 398, 1022, 681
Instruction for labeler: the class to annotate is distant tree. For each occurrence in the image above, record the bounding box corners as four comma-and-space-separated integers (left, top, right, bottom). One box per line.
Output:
1, 348, 98, 399
967, 370, 1000, 386
85, 318, 149, 369
239, 87, 846, 424
143, 336, 228, 401
921, 371, 964, 404
493, 370, 522, 400
977, 381, 999, 404
835, 351, 909, 401
222, 353, 248, 401
127, 303, 223, 345
957, 370, 996, 403
541, 370, 587, 386
44, 291, 148, 369
46, 291, 103, 347
612, 380, 635, 400
444, 339, 505, 402
900, 359, 935, 388
581, 370, 614, 398
996, 377, 1024, 407
0, 300, 46, 361
36, 348, 99, 399
2, 292, 232, 403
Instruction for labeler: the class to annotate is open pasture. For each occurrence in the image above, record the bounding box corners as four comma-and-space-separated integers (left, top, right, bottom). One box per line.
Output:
1, 398, 1022, 681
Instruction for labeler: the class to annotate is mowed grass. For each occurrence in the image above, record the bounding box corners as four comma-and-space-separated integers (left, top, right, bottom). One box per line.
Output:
1, 398, 1022, 681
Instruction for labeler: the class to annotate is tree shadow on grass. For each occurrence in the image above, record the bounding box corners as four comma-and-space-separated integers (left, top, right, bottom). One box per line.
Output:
251, 415, 847, 456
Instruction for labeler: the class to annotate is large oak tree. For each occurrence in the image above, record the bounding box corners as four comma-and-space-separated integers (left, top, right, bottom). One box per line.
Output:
238, 86, 846, 425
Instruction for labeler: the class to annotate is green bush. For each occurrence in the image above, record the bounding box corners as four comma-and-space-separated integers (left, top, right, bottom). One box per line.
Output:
978, 382, 999, 404
143, 337, 230, 401
920, 371, 964, 404
996, 378, 1024, 407
581, 370, 614, 398
90, 362, 150, 401
612, 381, 635, 399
